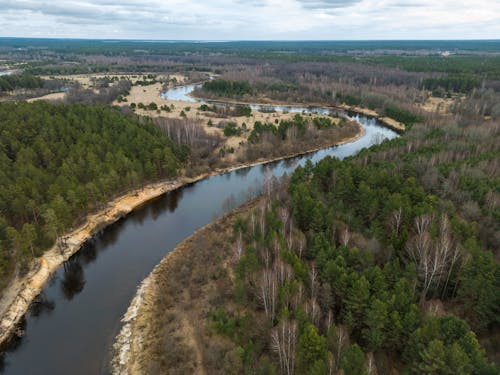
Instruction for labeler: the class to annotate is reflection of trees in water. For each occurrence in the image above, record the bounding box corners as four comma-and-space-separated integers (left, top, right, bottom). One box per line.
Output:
74, 240, 98, 266
153, 188, 184, 217
30, 292, 55, 318
371, 132, 385, 145
0, 317, 26, 363
61, 259, 86, 300
98, 220, 124, 248
281, 157, 299, 170
234, 167, 251, 178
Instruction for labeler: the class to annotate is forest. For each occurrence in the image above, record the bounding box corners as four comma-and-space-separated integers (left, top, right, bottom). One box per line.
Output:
0, 74, 44, 92
0, 38, 498, 374
202, 79, 254, 98
0, 102, 182, 288
199, 113, 499, 374
137, 102, 500, 373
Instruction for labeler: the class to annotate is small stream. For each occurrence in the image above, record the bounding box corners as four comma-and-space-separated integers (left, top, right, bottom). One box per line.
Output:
0, 84, 398, 374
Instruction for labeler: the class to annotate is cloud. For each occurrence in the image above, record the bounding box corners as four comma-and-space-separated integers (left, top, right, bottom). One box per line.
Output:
298, 0, 362, 9
0, 0, 498, 40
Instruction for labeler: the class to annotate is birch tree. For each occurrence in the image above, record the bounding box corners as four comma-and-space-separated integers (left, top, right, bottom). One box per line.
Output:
271, 320, 298, 375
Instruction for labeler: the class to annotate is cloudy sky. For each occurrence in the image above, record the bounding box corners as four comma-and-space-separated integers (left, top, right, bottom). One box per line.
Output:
1, 0, 499, 40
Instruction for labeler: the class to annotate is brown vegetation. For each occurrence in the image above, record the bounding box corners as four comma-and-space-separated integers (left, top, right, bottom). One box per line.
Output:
112, 200, 260, 375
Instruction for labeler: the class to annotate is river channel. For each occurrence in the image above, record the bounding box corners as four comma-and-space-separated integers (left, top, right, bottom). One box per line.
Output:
1, 84, 398, 374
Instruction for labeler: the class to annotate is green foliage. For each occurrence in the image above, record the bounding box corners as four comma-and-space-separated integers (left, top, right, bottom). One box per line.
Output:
336, 92, 362, 106
202, 79, 253, 97
403, 316, 494, 375
248, 121, 277, 143
211, 309, 249, 340
0, 74, 44, 92
455, 247, 500, 332
223, 122, 242, 137
384, 105, 422, 126
248, 115, 308, 144
0, 101, 181, 284
234, 105, 252, 117
422, 74, 481, 94
341, 344, 367, 375
133, 74, 157, 86
147, 102, 158, 110
312, 117, 334, 129
297, 323, 327, 374
221, 113, 498, 373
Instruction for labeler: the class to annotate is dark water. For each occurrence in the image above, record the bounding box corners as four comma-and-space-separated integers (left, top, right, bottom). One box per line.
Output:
0, 86, 398, 375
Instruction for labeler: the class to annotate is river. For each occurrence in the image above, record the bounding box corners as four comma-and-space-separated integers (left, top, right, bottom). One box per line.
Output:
0, 84, 398, 374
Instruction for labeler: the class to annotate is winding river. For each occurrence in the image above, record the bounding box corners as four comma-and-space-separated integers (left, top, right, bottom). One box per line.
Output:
0, 84, 398, 374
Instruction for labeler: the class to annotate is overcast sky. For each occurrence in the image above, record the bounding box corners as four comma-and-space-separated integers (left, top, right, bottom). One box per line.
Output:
1, 0, 499, 40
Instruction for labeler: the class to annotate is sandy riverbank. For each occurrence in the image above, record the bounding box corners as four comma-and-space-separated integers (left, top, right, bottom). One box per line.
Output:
0, 121, 364, 348
119, 82, 348, 150
111, 199, 258, 374
190, 92, 406, 133
109, 125, 366, 374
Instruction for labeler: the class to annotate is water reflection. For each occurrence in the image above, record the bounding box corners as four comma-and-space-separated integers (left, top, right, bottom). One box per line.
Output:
30, 293, 55, 318
61, 260, 85, 300
164, 189, 184, 214
78, 241, 98, 265
0, 84, 399, 375
234, 167, 251, 177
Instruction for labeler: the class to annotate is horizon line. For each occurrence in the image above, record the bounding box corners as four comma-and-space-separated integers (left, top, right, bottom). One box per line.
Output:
1, 37, 500, 43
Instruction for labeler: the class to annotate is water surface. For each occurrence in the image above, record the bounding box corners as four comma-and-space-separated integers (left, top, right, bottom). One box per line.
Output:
0, 85, 398, 375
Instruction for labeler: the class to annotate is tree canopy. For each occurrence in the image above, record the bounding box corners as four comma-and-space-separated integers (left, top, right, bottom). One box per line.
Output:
0, 101, 182, 286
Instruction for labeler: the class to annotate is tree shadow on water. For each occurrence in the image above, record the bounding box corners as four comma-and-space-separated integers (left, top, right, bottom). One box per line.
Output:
61, 259, 86, 301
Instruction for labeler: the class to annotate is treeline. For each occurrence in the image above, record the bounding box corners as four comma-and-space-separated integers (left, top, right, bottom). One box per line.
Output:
199, 103, 252, 117
206, 116, 499, 374
0, 74, 44, 92
65, 79, 132, 105
243, 115, 356, 162
202, 79, 253, 97
0, 102, 182, 288
366, 55, 500, 80
422, 74, 481, 95
153, 117, 222, 175
199, 72, 425, 128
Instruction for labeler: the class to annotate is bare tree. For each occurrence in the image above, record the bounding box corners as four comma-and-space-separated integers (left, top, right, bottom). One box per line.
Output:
365, 352, 377, 375
341, 226, 351, 247
278, 206, 290, 237
234, 230, 243, 261
271, 320, 298, 375
305, 298, 321, 327
258, 267, 278, 321
390, 207, 403, 236
310, 264, 319, 300
406, 214, 462, 302
334, 325, 349, 371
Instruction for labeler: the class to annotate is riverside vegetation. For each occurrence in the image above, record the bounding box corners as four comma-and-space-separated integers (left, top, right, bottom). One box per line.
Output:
0, 39, 498, 373
0, 101, 359, 296
0, 102, 183, 289
128, 104, 499, 373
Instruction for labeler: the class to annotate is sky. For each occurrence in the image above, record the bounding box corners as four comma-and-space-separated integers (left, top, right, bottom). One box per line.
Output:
0, 0, 499, 40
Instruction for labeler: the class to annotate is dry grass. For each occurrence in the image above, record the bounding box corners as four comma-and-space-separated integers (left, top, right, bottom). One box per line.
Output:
115, 80, 350, 153
26, 92, 65, 102
118, 201, 260, 374
420, 96, 456, 114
